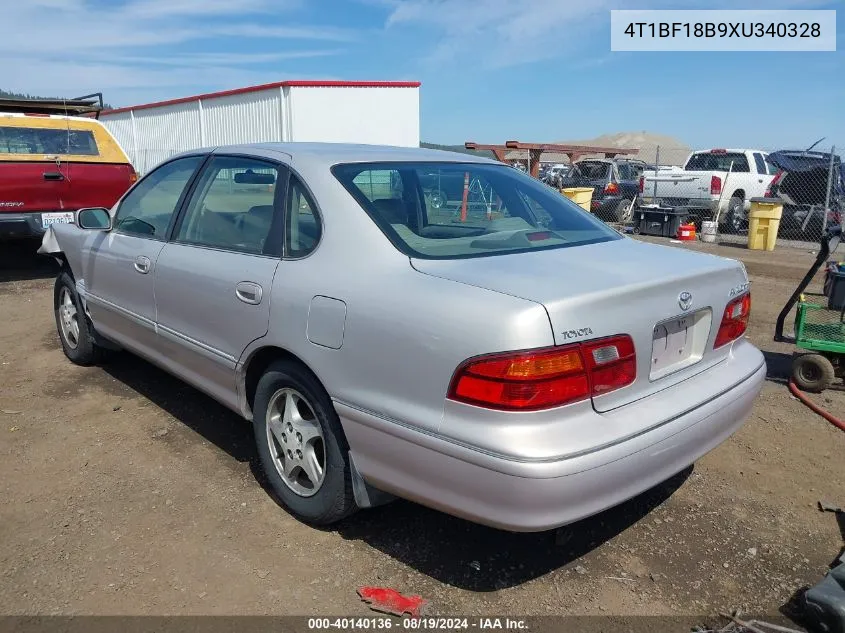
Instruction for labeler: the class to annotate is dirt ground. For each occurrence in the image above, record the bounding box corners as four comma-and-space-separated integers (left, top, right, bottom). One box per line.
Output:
0, 237, 843, 620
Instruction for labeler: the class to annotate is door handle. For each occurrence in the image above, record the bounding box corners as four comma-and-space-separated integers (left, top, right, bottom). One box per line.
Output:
43, 172, 64, 181
133, 256, 151, 274
235, 281, 263, 305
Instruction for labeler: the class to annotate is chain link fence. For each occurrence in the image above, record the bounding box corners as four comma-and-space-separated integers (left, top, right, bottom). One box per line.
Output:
540, 143, 842, 251
128, 143, 842, 252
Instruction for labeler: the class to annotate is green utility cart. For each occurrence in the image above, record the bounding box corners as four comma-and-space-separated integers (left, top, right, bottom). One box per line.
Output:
775, 226, 844, 392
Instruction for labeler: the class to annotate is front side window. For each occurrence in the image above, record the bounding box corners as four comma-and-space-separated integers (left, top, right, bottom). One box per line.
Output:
333, 162, 620, 260
175, 156, 280, 255
0, 126, 99, 156
114, 156, 203, 239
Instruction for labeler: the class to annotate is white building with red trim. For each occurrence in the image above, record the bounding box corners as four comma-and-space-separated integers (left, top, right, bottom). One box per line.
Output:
100, 80, 421, 173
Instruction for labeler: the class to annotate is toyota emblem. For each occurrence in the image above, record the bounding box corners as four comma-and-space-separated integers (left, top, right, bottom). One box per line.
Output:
678, 291, 693, 311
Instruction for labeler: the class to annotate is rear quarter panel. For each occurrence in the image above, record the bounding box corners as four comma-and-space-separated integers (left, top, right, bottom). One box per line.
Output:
241, 158, 555, 434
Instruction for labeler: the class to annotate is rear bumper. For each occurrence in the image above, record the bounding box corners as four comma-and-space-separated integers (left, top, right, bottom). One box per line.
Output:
0, 213, 51, 238
590, 195, 622, 216
338, 341, 765, 532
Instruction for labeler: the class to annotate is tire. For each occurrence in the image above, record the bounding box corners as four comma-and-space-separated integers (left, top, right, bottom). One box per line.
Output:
722, 196, 746, 234
614, 198, 635, 223
252, 360, 357, 525
791, 353, 835, 393
53, 270, 108, 366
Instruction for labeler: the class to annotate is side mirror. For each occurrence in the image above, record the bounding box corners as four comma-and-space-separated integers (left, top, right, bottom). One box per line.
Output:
76, 207, 112, 230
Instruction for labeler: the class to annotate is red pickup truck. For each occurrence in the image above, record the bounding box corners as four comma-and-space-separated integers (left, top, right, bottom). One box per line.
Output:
0, 111, 136, 239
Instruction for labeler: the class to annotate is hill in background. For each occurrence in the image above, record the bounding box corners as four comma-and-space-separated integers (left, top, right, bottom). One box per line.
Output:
559, 131, 690, 165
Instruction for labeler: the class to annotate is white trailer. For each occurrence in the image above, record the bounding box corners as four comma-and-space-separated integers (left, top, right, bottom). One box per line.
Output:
100, 80, 421, 173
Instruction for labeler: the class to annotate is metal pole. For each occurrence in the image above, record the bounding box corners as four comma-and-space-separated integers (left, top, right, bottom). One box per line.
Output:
823, 145, 836, 233
653, 145, 660, 202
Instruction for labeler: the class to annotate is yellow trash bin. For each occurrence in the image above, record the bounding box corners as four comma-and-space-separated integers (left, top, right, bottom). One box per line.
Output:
561, 187, 594, 212
747, 197, 784, 251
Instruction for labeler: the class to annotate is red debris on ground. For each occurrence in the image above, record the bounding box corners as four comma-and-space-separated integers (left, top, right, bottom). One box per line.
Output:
357, 586, 427, 618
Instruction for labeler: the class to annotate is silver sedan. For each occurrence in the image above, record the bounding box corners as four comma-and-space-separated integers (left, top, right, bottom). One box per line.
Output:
40, 143, 765, 532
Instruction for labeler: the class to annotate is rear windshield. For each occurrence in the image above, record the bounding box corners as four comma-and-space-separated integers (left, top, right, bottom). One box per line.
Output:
568, 161, 610, 180
0, 126, 99, 156
333, 162, 620, 260
685, 152, 750, 173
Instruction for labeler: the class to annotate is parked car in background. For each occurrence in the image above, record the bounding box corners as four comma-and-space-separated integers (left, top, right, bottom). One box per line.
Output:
542, 163, 569, 187
0, 112, 136, 239
558, 158, 647, 222
639, 149, 777, 232
41, 143, 765, 532
766, 149, 843, 236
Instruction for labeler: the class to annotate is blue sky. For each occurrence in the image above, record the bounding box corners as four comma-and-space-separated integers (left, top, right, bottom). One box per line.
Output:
1, 0, 842, 151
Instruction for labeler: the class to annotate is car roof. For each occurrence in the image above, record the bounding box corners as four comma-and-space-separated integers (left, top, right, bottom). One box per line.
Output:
177, 142, 501, 166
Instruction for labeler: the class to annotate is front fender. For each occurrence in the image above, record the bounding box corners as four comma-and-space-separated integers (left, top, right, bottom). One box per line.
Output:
37, 223, 92, 282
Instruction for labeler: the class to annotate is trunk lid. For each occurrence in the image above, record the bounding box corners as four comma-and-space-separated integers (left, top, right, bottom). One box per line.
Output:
0, 162, 63, 213
0, 161, 133, 215
412, 237, 749, 412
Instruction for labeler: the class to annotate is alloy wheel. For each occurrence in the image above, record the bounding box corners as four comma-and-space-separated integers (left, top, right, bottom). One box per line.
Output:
265, 388, 326, 497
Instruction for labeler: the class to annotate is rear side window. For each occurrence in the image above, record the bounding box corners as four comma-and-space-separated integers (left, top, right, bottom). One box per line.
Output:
333, 162, 620, 260
286, 176, 321, 257
176, 156, 281, 255
685, 152, 750, 173
0, 126, 99, 156
752, 153, 767, 175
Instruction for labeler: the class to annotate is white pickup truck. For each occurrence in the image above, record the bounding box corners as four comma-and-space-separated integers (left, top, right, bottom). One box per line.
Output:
638, 149, 778, 232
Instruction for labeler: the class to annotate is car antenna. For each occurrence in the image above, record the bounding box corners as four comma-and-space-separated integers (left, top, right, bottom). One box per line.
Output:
805, 137, 826, 152
62, 97, 70, 182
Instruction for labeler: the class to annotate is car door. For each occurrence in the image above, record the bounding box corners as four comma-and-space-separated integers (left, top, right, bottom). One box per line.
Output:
752, 152, 775, 197
84, 155, 205, 357
152, 155, 285, 411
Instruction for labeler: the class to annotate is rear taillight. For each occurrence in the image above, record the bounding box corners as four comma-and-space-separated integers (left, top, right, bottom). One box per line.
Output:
128, 165, 138, 183
604, 182, 619, 195
710, 175, 722, 196
764, 170, 784, 197
447, 335, 636, 411
714, 293, 751, 349
638, 176, 645, 193
582, 336, 637, 396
